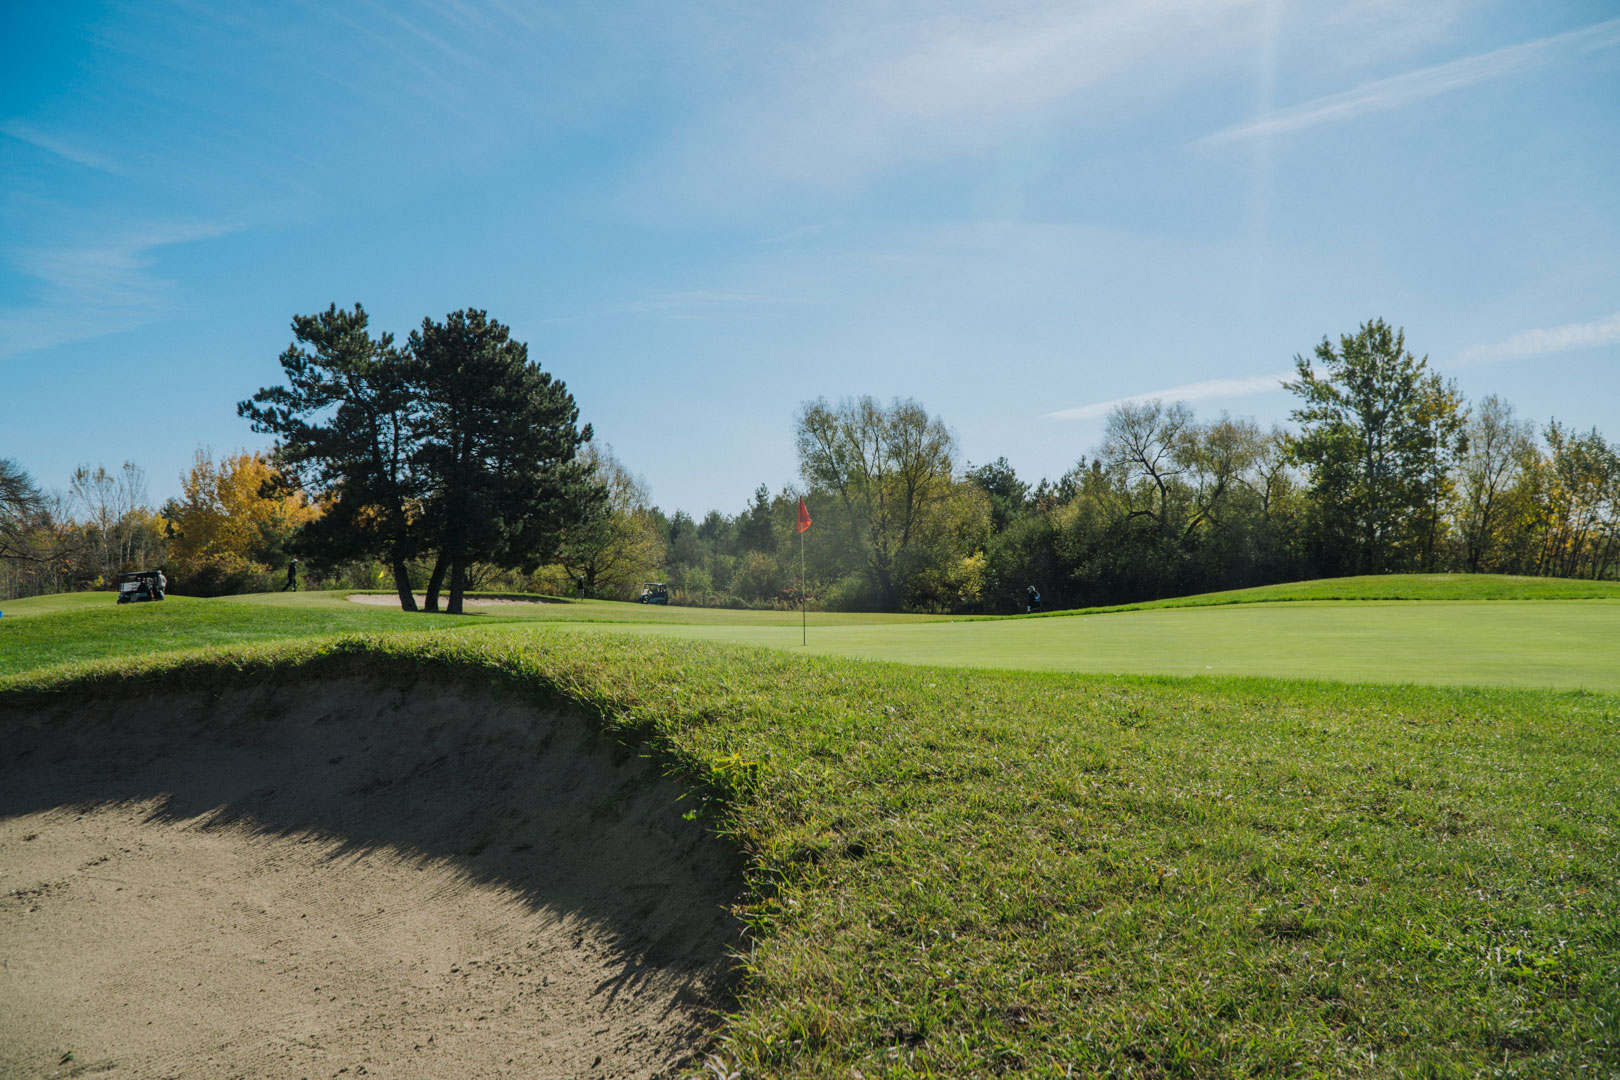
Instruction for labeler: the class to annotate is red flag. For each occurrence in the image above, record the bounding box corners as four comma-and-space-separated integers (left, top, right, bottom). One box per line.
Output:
796, 498, 812, 534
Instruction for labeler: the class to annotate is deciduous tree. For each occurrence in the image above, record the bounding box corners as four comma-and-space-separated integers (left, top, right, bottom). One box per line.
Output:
1285, 319, 1467, 573
1457, 396, 1537, 572
557, 445, 663, 598
795, 395, 964, 611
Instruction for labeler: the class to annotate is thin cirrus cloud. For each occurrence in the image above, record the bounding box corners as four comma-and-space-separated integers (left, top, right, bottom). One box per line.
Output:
637, 0, 1260, 213
1200, 16, 1620, 146
1045, 371, 1293, 421
1456, 312, 1620, 367
0, 220, 243, 358
0, 120, 124, 175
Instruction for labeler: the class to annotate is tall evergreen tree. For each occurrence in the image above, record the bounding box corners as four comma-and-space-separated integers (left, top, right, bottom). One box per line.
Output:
238, 304, 423, 609
965, 457, 1030, 534
735, 484, 779, 554
409, 309, 602, 614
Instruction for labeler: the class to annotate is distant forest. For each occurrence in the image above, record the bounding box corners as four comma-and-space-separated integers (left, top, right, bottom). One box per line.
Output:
4, 317, 1617, 610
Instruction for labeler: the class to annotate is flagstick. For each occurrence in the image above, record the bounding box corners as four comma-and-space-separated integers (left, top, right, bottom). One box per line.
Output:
800, 524, 806, 646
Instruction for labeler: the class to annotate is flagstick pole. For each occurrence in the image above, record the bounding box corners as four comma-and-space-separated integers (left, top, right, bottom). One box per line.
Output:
800, 525, 806, 646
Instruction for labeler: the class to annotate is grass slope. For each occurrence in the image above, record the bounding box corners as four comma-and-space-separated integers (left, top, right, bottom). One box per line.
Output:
5, 632, 1617, 1077
566, 599, 1620, 692
1056, 573, 1620, 615
0, 592, 489, 676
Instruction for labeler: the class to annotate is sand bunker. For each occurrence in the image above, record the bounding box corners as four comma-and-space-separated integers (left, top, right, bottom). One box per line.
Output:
0, 678, 740, 1079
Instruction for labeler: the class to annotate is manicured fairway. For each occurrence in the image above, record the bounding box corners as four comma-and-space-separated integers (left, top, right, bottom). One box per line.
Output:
548, 599, 1620, 692
6, 579, 1618, 692
0, 592, 487, 677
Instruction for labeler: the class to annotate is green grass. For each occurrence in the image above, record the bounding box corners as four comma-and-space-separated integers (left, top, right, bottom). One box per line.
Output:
560, 599, 1620, 692
0, 591, 120, 618
346, 589, 943, 625
5, 631, 1617, 1077
1058, 573, 1620, 614
7, 579, 1618, 693
0, 590, 489, 675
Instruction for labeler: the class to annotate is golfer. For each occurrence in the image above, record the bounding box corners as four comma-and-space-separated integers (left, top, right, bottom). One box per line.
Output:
284, 558, 299, 592
1025, 585, 1041, 614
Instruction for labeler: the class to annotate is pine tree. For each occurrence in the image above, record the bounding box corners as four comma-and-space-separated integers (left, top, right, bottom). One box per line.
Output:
409, 309, 603, 614
238, 304, 423, 609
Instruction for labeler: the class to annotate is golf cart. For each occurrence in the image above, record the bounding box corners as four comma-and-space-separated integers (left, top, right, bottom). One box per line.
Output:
637, 581, 669, 605
117, 569, 166, 604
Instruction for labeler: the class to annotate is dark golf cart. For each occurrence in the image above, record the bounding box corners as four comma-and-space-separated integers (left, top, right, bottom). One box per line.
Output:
637, 582, 669, 605
117, 570, 166, 604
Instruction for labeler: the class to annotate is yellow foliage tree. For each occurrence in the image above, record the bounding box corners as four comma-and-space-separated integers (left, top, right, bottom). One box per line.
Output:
167, 451, 317, 586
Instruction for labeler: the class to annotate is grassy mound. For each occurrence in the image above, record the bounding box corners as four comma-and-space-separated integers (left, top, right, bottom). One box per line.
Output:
0, 591, 490, 675
6, 631, 1618, 1076
1064, 573, 1620, 615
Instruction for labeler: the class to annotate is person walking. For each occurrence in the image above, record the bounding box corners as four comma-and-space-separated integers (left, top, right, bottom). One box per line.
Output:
284, 558, 299, 592
1025, 585, 1041, 614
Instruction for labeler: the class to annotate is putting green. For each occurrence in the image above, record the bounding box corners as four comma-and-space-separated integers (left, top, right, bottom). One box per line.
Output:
545, 599, 1620, 692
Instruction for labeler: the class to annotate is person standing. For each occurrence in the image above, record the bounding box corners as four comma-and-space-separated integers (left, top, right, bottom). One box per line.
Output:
1025, 585, 1041, 614
284, 558, 299, 592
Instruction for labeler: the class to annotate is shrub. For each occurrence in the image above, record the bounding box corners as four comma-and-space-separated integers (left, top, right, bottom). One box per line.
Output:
168, 552, 276, 597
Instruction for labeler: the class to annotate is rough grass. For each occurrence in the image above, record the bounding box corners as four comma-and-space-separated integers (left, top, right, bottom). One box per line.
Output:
4, 630, 1617, 1078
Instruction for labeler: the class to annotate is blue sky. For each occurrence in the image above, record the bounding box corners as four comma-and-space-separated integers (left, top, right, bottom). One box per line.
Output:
3, 1, 1617, 516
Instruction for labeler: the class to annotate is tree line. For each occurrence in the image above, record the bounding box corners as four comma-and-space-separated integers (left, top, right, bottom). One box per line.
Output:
636, 319, 1619, 612
4, 317, 1617, 608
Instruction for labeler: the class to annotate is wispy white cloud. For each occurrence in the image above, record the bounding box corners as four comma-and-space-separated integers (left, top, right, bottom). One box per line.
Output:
636, 0, 1263, 215
1045, 371, 1292, 421
1201, 17, 1620, 145
0, 220, 242, 357
0, 120, 124, 174
1456, 311, 1620, 367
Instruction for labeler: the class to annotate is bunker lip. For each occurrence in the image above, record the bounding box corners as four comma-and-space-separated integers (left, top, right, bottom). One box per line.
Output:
0, 676, 742, 1079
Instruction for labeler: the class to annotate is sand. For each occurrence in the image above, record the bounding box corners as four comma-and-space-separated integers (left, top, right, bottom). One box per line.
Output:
0, 678, 741, 1079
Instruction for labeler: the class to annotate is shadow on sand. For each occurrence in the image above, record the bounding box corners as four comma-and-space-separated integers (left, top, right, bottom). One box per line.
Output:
0, 675, 742, 1035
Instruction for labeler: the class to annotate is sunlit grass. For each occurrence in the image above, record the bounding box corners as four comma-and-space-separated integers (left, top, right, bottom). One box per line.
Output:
553, 599, 1620, 692
1057, 572, 1620, 614
7, 580, 1617, 692
5, 629, 1616, 1077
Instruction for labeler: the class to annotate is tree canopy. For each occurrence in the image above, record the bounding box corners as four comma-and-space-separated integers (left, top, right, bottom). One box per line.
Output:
1285, 319, 1466, 574
410, 309, 600, 613
796, 395, 982, 610
240, 304, 603, 614
238, 303, 423, 608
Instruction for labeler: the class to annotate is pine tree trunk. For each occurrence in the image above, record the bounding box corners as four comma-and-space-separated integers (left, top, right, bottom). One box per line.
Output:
424, 551, 449, 612
447, 560, 467, 615
391, 558, 417, 612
